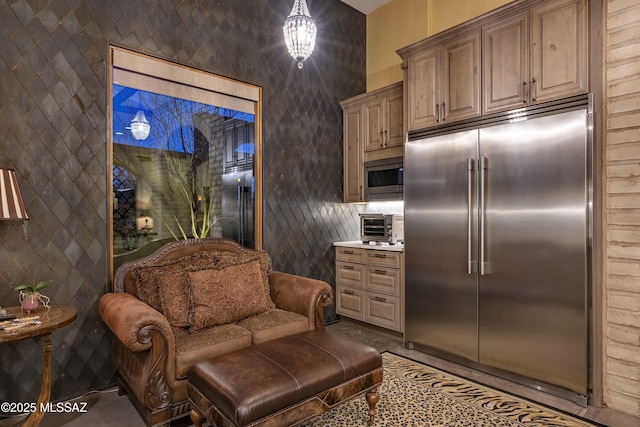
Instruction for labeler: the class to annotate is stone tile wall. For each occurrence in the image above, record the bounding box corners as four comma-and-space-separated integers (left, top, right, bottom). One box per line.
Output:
0, 0, 365, 404
604, 0, 640, 417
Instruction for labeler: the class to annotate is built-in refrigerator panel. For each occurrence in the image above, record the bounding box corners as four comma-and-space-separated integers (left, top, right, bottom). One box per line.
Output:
405, 130, 479, 362
477, 109, 589, 394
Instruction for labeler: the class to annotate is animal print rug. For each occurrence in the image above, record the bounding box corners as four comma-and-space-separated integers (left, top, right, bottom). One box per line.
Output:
300, 352, 598, 427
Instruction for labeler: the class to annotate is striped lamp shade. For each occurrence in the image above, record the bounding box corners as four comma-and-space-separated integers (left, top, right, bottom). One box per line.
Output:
0, 168, 29, 220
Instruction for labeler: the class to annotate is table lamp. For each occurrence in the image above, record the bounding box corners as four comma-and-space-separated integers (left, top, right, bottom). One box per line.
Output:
0, 168, 29, 221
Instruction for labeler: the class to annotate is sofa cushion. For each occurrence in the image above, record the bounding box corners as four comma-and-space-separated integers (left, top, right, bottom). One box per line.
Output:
134, 267, 165, 315
236, 309, 309, 344
134, 251, 214, 328
188, 259, 275, 332
132, 249, 273, 330
174, 324, 252, 379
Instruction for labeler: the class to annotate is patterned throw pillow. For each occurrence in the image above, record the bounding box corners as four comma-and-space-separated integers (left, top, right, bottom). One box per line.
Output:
134, 251, 214, 329
134, 267, 164, 314
187, 256, 275, 332
133, 248, 274, 331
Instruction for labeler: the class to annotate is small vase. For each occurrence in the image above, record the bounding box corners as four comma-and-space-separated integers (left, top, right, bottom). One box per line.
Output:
20, 292, 40, 312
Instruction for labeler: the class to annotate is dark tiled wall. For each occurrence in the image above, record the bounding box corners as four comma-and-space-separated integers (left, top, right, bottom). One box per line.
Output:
0, 0, 365, 404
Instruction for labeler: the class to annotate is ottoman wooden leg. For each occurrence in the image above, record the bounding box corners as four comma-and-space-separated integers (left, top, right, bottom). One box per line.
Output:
190, 407, 205, 427
366, 387, 380, 425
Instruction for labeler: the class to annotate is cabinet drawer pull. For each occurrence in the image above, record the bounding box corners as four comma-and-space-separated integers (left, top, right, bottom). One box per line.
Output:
343, 250, 354, 254
343, 265, 354, 270
343, 290, 355, 295
373, 254, 387, 258
374, 269, 387, 275
372, 296, 387, 302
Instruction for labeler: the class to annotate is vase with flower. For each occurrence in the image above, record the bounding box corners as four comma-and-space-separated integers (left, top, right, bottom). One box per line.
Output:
15, 279, 52, 312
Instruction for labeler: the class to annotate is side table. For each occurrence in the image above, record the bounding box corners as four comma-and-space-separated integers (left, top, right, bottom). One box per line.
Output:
0, 306, 77, 427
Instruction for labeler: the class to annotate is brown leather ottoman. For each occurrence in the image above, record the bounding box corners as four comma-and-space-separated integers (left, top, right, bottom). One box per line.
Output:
187, 331, 383, 427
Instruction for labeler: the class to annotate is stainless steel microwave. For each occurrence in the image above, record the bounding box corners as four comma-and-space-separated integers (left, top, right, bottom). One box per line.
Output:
364, 157, 403, 201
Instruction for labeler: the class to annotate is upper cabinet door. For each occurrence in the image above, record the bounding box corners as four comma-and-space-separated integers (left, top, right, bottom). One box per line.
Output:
483, 13, 529, 113
443, 31, 482, 123
530, 0, 588, 103
364, 98, 384, 152
342, 104, 364, 203
364, 83, 404, 153
385, 88, 404, 149
406, 47, 441, 131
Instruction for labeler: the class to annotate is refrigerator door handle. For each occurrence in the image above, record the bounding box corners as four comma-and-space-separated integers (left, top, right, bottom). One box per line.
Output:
479, 156, 488, 275
467, 158, 476, 274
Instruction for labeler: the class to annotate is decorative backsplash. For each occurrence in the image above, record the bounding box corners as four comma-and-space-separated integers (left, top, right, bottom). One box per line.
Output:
0, 0, 366, 405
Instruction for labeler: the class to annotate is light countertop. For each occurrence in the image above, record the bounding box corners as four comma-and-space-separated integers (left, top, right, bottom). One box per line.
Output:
333, 241, 404, 252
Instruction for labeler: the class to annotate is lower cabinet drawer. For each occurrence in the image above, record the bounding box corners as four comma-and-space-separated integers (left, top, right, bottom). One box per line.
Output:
336, 261, 366, 289
336, 247, 366, 263
336, 287, 365, 321
366, 266, 400, 295
366, 294, 400, 331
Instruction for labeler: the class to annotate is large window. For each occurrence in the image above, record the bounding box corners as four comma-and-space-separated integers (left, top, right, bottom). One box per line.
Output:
109, 47, 262, 276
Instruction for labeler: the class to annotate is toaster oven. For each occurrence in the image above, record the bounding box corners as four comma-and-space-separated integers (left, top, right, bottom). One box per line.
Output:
360, 214, 404, 244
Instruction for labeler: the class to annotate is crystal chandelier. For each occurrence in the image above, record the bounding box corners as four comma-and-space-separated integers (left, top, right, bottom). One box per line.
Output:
130, 111, 150, 140
283, 0, 317, 69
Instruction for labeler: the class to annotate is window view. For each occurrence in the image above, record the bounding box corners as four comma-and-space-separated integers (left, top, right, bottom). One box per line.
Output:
110, 47, 261, 273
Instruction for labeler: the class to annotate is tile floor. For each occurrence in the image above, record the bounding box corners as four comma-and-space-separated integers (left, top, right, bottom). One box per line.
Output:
1, 319, 638, 427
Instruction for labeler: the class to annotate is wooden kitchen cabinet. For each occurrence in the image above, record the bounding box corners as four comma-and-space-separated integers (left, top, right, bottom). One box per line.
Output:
482, 12, 530, 113
400, 0, 589, 126
483, 0, 588, 113
340, 82, 404, 202
224, 120, 254, 168
401, 31, 481, 131
340, 101, 365, 203
335, 245, 404, 332
404, 46, 440, 131
363, 83, 403, 153
530, 0, 588, 103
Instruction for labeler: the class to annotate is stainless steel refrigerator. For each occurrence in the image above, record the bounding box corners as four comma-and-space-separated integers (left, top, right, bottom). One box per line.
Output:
404, 96, 592, 405
221, 170, 254, 248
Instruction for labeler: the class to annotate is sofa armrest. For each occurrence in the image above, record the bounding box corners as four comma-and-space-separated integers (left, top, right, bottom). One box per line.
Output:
99, 292, 175, 354
268, 272, 333, 331
99, 292, 177, 411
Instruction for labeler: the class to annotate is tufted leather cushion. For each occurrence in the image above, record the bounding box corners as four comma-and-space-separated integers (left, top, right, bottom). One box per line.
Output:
187, 331, 382, 426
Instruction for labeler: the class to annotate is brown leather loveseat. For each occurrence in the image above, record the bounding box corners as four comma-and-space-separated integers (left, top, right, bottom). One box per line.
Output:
99, 238, 333, 427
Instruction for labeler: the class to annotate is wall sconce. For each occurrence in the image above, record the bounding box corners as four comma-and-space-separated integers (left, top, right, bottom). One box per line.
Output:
283, 0, 317, 69
0, 168, 29, 221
